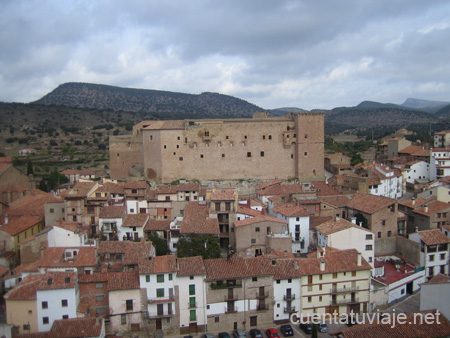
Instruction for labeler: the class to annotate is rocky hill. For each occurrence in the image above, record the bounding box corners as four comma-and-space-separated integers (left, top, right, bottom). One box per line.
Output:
33, 82, 265, 118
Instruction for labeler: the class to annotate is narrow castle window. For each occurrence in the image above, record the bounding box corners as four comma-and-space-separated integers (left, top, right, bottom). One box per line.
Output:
304, 152, 308, 156
260, 151, 264, 157
263, 135, 266, 140
268, 135, 272, 140
205, 131, 210, 137
247, 152, 252, 158
164, 145, 167, 149
200, 154, 204, 158
179, 157, 183, 161
222, 154, 225, 158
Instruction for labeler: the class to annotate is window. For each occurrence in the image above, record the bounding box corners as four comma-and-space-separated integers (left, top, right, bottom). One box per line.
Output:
276, 280, 280, 284
42, 301, 48, 309
381, 220, 386, 226
189, 297, 196, 308
156, 288, 165, 297
260, 151, 264, 157
222, 154, 225, 158
146, 275, 150, 283
189, 284, 195, 295
365, 245, 373, 250
200, 154, 204, 158
23, 324, 30, 331
365, 234, 373, 240
251, 238, 256, 244
190, 310, 196, 321
247, 152, 252, 158
157, 274, 164, 283
304, 152, 308, 156
190, 276, 194, 280
263, 135, 266, 140
352, 271, 357, 277
269, 135, 272, 140
62, 315, 69, 319
319, 284, 322, 291
96, 295, 104, 302
387, 231, 392, 237
333, 273, 338, 279
288, 279, 292, 283
441, 253, 446, 260
378, 232, 381, 238
319, 296, 322, 301
121, 314, 126, 325
61, 299, 68, 307
205, 131, 210, 137
252, 277, 258, 282
126, 299, 133, 311
28, 310, 32, 314
255, 227, 260, 232
169, 273, 173, 281
50, 208, 54, 213
429, 254, 435, 262
43, 317, 49, 325
179, 157, 183, 161
308, 297, 312, 303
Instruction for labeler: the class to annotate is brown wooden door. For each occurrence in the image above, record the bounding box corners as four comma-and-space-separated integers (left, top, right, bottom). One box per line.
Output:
189, 323, 197, 333
156, 319, 162, 330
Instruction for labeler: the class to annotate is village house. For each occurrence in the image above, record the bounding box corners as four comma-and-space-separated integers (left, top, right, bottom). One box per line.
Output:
5, 272, 78, 334
409, 229, 450, 280
47, 220, 94, 247
60, 169, 96, 183
345, 194, 398, 239
208, 187, 238, 249
420, 274, 450, 320
417, 176, 450, 203
97, 240, 155, 272
271, 203, 310, 255
324, 153, 352, 176
98, 205, 126, 240
434, 130, 450, 148
37, 247, 96, 275
120, 213, 149, 241
314, 218, 375, 269
234, 215, 290, 257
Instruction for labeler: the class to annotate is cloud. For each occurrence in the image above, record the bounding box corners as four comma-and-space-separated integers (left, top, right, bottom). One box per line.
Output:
0, 0, 449, 109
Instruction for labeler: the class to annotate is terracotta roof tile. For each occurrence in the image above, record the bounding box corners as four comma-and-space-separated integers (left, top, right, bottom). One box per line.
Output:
145, 219, 171, 231
316, 218, 371, 236
272, 203, 309, 217
309, 215, 334, 230
3, 190, 62, 218
346, 194, 395, 214
122, 213, 149, 227
49, 317, 104, 338
97, 240, 153, 265
418, 229, 450, 245
210, 187, 237, 201
204, 256, 275, 281
235, 215, 287, 228
258, 184, 303, 196
254, 180, 283, 191
2, 183, 28, 193
123, 180, 150, 189
412, 200, 450, 216
5, 272, 76, 300
318, 194, 354, 208
177, 256, 206, 276
0, 215, 41, 236
38, 247, 96, 268
180, 202, 219, 235
237, 206, 263, 217
139, 255, 177, 274
99, 205, 126, 218
309, 181, 341, 196
426, 273, 449, 284
59, 182, 97, 198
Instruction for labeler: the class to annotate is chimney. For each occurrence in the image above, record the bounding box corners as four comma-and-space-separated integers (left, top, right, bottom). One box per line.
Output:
351, 217, 357, 224
320, 261, 325, 271
414, 226, 419, 233
359, 222, 363, 227
412, 198, 415, 206
424, 205, 429, 213
4, 214, 7, 224
357, 252, 362, 266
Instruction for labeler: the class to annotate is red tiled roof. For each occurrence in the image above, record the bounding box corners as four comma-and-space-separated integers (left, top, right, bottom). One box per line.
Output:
157, 183, 201, 194
235, 215, 287, 228
99, 205, 126, 218
59, 182, 97, 198
181, 202, 219, 235
309, 215, 334, 230
0, 215, 41, 236
139, 255, 177, 274
145, 219, 171, 231
412, 200, 450, 216
38, 247, 96, 268
49, 317, 104, 338
346, 194, 395, 214
258, 184, 303, 196
177, 256, 206, 276
398, 196, 435, 209
319, 194, 354, 208
0, 163, 11, 176
2, 183, 28, 193
78, 270, 140, 290
5, 272, 76, 300
123, 180, 150, 189
122, 213, 149, 227
309, 181, 341, 196
254, 180, 283, 191
374, 259, 416, 285
426, 273, 449, 284
237, 206, 263, 217
272, 203, 309, 217
204, 256, 275, 281
418, 229, 450, 245
210, 187, 237, 201
2, 189, 62, 219
316, 218, 371, 236
97, 240, 153, 265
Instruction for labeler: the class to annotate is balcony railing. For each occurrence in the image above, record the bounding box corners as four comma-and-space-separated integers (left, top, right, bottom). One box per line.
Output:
225, 294, 239, 301
330, 286, 359, 294
331, 297, 359, 305
284, 306, 296, 313
225, 305, 238, 313
283, 294, 296, 301
257, 303, 269, 311
256, 291, 269, 299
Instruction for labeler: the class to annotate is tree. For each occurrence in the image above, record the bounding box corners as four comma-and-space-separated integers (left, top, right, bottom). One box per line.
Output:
149, 232, 168, 256
176, 234, 221, 259
26, 159, 34, 176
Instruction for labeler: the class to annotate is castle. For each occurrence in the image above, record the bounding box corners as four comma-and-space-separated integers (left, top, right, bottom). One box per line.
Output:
109, 112, 325, 183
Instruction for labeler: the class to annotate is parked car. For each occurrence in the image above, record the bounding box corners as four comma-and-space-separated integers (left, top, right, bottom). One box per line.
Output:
317, 323, 329, 333
219, 333, 231, 338
266, 328, 280, 338
299, 323, 313, 334
233, 329, 247, 338
249, 329, 263, 338
202, 334, 215, 338
279, 325, 293, 337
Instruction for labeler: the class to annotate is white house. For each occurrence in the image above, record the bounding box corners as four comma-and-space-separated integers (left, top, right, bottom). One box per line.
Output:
401, 160, 431, 184
47, 221, 94, 247
271, 203, 310, 255
272, 260, 301, 323
373, 255, 425, 305
369, 165, 403, 199
430, 148, 450, 180
176, 256, 207, 335
119, 213, 149, 241
98, 205, 126, 241
315, 218, 375, 270
139, 256, 178, 333
409, 229, 450, 279
126, 199, 148, 214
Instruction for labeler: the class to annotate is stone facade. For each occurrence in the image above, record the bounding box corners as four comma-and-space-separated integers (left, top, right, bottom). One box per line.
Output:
110, 113, 325, 183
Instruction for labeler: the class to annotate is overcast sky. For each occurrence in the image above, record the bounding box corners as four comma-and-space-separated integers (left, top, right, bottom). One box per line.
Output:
1, 1, 449, 110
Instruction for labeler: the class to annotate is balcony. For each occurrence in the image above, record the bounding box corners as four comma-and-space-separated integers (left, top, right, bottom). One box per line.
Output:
331, 297, 359, 305
256, 291, 269, 299
225, 305, 238, 313
284, 306, 296, 313
283, 294, 296, 301
257, 303, 269, 311
330, 286, 359, 294
224, 294, 239, 301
